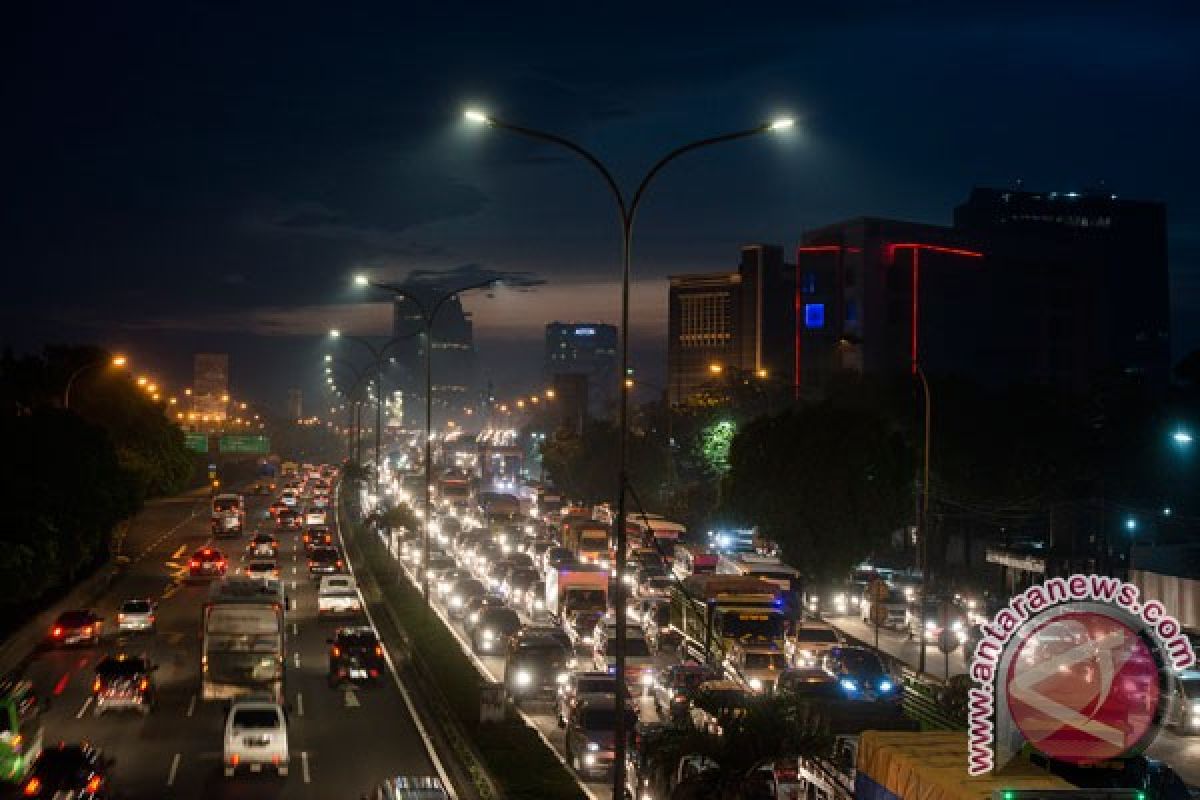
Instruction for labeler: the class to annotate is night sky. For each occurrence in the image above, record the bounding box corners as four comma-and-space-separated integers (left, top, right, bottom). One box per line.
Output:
5, 3, 1199, 412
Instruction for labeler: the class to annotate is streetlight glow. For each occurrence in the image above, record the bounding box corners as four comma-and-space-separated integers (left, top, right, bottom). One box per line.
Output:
330, 329, 341, 338
1125, 517, 1138, 532
136, 376, 148, 386
463, 108, 490, 124
1172, 430, 1193, 446
353, 274, 370, 287
768, 117, 795, 131
545, 389, 556, 399
708, 363, 724, 375
111, 355, 127, 367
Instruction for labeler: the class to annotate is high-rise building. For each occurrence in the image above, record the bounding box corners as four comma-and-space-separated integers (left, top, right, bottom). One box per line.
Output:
287, 388, 303, 421
793, 188, 1170, 395
544, 322, 617, 416
391, 289, 476, 425
193, 353, 229, 421
667, 244, 793, 406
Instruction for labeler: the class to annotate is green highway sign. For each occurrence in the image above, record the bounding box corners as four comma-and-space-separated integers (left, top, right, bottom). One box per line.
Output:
185, 432, 209, 453
218, 435, 270, 455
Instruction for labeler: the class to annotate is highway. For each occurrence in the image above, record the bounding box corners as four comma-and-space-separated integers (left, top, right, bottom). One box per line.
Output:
12, 484, 446, 799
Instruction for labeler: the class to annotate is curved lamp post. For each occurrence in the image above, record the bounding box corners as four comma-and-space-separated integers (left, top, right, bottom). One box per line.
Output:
464, 109, 794, 799
64, 354, 127, 409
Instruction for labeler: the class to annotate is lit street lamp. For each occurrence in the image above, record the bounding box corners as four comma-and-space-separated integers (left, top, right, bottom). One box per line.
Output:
466, 107, 793, 798
63, 354, 128, 409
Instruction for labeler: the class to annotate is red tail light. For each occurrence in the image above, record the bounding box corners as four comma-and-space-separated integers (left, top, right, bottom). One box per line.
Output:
336, 560, 343, 568
190, 560, 200, 568
85, 776, 102, 793
51, 627, 63, 637
22, 776, 40, 795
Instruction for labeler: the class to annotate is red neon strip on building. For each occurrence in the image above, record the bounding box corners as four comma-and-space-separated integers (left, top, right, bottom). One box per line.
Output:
885, 242, 984, 261
882, 243, 983, 373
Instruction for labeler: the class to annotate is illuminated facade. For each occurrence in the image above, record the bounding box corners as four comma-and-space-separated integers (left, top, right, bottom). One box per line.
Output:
544, 322, 617, 416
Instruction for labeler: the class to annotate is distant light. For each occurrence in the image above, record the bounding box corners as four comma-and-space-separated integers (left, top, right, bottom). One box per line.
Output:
708, 363, 723, 375
463, 109, 490, 124
1162, 507, 1173, 517
111, 355, 127, 367
1125, 517, 1138, 532
768, 117, 795, 131
353, 274, 370, 287
756, 368, 769, 379
324, 354, 332, 362
330, 329, 341, 338
1172, 430, 1193, 446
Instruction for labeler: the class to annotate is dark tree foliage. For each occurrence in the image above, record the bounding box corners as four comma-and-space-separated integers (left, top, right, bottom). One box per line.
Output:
539, 419, 667, 505
722, 401, 912, 581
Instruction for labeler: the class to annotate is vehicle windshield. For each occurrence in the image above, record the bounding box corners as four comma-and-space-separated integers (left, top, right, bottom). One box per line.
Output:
721, 612, 784, 640
744, 653, 788, 670
1180, 676, 1200, 699
57, 611, 94, 625
794, 628, 839, 643
566, 589, 606, 611
837, 650, 886, 675
483, 610, 520, 631
650, 605, 670, 625
232, 708, 280, 728
310, 548, 339, 562
121, 600, 152, 614
337, 631, 379, 648
214, 499, 238, 512
581, 707, 637, 731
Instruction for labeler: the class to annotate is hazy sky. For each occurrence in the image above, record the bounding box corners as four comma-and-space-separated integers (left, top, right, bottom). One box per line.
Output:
5, 2, 1199, 411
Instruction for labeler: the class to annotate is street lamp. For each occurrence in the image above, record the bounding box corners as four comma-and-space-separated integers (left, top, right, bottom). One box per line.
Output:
468, 107, 793, 798
708, 363, 724, 375
355, 273, 500, 606
63, 353, 128, 409
1172, 430, 1193, 446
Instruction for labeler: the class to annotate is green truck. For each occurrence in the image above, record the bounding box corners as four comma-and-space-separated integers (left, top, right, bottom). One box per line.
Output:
669, 574, 786, 665
0, 679, 43, 783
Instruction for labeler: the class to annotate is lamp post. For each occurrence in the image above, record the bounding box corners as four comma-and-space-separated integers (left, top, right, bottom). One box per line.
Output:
63, 354, 127, 409
913, 362, 931, 675
354, 275, 499, 606
325, 356, 372, 467
465, 108, 793, 799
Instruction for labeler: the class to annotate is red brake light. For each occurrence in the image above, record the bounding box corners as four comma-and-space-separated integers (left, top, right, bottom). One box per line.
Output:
190, 560, 199, 568
51, 627, 63, 637
22, 776, 40, 795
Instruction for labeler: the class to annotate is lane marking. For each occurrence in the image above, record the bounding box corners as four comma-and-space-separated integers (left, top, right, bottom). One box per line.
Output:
291, 580, 297, 591
293, 652, 301, 669
301, 751, 311, 784
166, 753, 181, 786
172, 544, 187, 559
76, 696, 92, 718
186, 695, 196, 717
292, 566, 297, 575
292, 623, 299, 636
296, 692, 304, 717
344, 690, 360, 708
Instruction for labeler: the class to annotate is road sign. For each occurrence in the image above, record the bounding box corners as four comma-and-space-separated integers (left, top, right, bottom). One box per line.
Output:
185, 433, 208, 453
218, 435, 270, 454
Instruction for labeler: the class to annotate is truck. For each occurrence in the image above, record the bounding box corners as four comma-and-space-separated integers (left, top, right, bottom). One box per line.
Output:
544, 562, 609, 619
845, 730, 1190, 800
437, 470, 472, 511
627, 513, 686, 549
317, 574, 362, 616
669, 574, 786, 666
211, 493, 245, 537
563, 521, 611, 567
0, 679, 43, 783
202, 578, 286, 703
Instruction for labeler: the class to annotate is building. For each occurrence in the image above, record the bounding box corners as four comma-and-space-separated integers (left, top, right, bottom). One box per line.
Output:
544, 322, 617, 416
794, 188, 1169, 395
193, 353, 229, 421
551, 373, 589, 436
286, 388, 303, 422
667, 244, 794, 406
391, 289, 477, 425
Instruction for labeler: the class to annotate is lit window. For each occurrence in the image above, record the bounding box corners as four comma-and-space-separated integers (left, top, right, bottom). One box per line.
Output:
804, 304, 825, 329
801, 271, 817, 294
844, 300, 858, 324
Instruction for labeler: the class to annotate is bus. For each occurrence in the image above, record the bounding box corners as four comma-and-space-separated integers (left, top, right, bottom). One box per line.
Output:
202, 579, 286, 703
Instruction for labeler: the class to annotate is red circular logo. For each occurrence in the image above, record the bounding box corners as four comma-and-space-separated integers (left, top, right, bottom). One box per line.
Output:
1005, 611, 1161, 765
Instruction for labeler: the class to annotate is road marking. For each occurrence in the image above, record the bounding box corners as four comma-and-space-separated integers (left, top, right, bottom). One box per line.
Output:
53, 672, 71, 696
186, 695, 196, 717
292, 566, 297, 575
296, 692, 304, 717
166, 753, 181, 786
301, 751, 311, 783
344, 690, 359, 708
172, 544, 187, 559
162, 584, 180, 601
292, 623, 299, 636
293, 652, 301, 668
291, 580, 297, 591
76, 697, 92, 718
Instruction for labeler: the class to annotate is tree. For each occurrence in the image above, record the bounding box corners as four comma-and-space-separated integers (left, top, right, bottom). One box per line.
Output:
539, 419, 667, 506
722, 401, 911, 581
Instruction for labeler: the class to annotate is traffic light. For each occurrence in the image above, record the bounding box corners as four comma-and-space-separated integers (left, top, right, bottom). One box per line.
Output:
993, 791, 1146, 800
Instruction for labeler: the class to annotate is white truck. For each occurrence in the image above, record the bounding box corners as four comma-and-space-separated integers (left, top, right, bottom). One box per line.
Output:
317, 575, 362, 616
202, 579, 286, 703
544, 562, 609, 620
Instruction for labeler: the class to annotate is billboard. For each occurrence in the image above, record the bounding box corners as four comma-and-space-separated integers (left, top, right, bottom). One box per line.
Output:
967, 574, 1195, 775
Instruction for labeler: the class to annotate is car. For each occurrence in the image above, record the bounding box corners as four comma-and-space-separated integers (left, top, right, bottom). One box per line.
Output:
369, 775, 450, 800
557, 671, 619, 727
223, 697, 289, 777
565, 609, 605, 648
303, 525, 335, 552
280, 489, 298, 507
786, 622, 842, 667
823, 646, 899, 703
505, 633, 570, 704
243, 559, 280, 580
304, 507, 327, 527
502, 567, 540, 605
689, 679, 748, 735
275, 508, 303, 531
92, 654, 156, 715
47, 610, 103, 646
464, 595, 509, 635
117, 598, 156, 633
777, 667, 844, 699
525, 579, 547, 617
435, 568, 473, 599
422, 555, 458, 586
20, 743, 112, 799
651, 663, 719, 720
471, 607, 521, 654
247, 533, 280, 558
593, 620, 656, 689
446, 578, 486, 619
328, 626, 386, 686
638, 574, 673, 599
268, 500, 287, 517
307, 545, 344, 576
564, 693, 638, 779
725, 641, 788, 694
189, 547, 227, 579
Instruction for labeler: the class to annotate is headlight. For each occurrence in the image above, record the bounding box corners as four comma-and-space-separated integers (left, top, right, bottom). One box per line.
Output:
850, 596, 861, 607
956, 630, 968, 643
878, 679, 894, 693
951, 620, 964, 632
587, 742, 600, 752
582, 635, 593, 645
535, 599, 545, 610
925, 620, 936, 631
450, 596, 463, 607
515, 670, 532, 687
482, 629, 495, 640
469, 612, 480, 624
556, 672, 569, 684
904, 587, 915, 600
749, 678, 763, 691
584, 753, 596, 767
1191, 702, 1200, 715
640, 672, 655, 686
840, 678, 859, 693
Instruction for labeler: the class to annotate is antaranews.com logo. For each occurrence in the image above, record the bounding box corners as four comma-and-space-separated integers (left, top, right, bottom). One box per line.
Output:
967, 574, 1195, 776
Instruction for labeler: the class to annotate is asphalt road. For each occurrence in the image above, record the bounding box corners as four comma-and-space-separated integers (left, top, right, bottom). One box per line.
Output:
13, 485, 444, 799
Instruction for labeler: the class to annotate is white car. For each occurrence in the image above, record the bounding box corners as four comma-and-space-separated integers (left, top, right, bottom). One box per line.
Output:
305, 508, 327, 526
280, 490, 298, 507
223, 698, 289, 777
243, 560, 280, 580
117, 598, 156, 632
